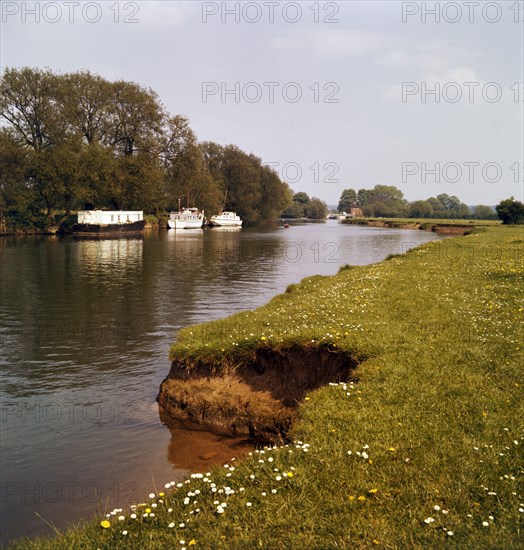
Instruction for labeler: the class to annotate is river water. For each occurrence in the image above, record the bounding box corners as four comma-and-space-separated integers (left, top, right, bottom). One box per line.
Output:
0, 221, 445, 545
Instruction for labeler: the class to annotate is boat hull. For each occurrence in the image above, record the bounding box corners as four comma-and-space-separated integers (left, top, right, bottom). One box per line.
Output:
71, 220, 146, 236
168, 219, 203, 229
209, 219, 243, 227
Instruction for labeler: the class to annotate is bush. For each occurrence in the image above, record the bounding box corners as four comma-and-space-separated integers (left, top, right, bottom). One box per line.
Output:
496, 197, 524, 224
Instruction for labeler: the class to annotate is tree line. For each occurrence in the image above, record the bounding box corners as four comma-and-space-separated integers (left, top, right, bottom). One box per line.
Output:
0, 67, 300, 230
337, 185, 521, 222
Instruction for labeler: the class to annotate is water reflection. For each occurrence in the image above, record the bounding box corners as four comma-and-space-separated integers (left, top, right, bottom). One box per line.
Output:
159, 408, 252, 471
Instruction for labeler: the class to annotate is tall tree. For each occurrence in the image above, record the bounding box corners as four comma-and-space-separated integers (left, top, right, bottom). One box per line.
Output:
0, 67, 62, 151
338, 188, 357, 212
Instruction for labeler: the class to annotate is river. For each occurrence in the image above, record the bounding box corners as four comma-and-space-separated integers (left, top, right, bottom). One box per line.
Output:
0, 221, 445, 545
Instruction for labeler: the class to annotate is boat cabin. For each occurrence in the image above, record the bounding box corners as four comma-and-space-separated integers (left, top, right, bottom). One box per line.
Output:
77, 210, 144, 225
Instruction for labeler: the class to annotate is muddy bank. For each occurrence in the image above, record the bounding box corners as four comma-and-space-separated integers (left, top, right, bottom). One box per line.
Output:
158, 346, 358, 445
342, 219, 475, 234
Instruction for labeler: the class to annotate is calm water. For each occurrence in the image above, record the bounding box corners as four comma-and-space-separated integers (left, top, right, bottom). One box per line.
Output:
0, 222, 445, 545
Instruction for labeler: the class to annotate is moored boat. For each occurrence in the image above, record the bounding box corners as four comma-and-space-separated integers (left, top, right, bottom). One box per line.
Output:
168, 207, 204, 229
209, 211, 243, 227
71, 210, 145, 236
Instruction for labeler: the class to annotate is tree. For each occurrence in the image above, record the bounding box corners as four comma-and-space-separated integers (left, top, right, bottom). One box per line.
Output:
496, 197, 524, 224
361, 185, 407, 217
407, 200, 434, 218
473, 205, 497, 220
0, 67, 62, 151
305, 197, 328, 219
338, 188, 357, 212
282, 192, 311, 218
258, 166, 293, 221
58, 71, 113, 145
293, 192, 311, 205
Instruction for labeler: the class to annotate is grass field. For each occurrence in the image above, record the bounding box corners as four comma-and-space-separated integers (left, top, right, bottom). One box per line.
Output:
13, 225, 523, 549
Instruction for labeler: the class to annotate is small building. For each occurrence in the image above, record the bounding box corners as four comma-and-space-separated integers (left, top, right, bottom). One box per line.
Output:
349, 207, 363, 217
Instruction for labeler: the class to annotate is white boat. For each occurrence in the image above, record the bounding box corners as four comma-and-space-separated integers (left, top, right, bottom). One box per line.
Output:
209, 211, 243, 227
168, 207, 204, 229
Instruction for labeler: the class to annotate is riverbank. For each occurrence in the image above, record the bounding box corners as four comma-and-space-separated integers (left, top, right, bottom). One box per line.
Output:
342, 216, 500, 234
12, 225, 523, 549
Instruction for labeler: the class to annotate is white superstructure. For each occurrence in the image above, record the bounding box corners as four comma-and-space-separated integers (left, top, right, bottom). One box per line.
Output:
209, 211, 243, 227
168, 208, 204, 229
77, 210, 143, 224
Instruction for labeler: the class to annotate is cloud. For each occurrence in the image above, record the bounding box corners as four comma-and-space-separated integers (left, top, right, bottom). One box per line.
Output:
377, 40, 477, 72
271, 29, 386, 58
134, 1, 190, 27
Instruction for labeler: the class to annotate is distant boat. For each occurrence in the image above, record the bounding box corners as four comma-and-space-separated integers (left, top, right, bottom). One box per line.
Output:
71, 210, 145, 236
168, 207, 204, 229
209, 211, 243, 227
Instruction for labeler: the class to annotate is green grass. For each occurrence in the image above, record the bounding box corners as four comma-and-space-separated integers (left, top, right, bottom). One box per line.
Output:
13, 226, 523, 549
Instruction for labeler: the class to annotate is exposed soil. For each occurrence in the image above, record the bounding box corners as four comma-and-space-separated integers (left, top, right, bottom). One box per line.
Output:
157, 346, 358, 445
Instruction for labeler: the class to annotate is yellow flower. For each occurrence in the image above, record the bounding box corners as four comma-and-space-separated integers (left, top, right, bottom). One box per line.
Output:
369, 488, 378, 494
159, 492, 165, 497
145, 508, 151, 514
388, 447, 396, 452
358, 495, 366, 501
100, 520, 111, 529
286, 471, 294, 477
348, 495, 355, 501
189, 540, 196, 547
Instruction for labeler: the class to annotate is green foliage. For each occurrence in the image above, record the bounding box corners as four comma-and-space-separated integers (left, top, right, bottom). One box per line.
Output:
304, 197, 328, 219
341, 187, 474, 220
496, 197, 524, 224
473, 205, 497, 220
1, 68, 292, 230
337, 188, 357, 212
407, 199, 434, 218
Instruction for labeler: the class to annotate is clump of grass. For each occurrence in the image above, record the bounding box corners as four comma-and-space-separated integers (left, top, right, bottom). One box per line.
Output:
13, 226, 523, 549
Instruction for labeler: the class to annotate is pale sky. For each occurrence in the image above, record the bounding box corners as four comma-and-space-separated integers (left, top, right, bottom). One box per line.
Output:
1, 1, 523, 205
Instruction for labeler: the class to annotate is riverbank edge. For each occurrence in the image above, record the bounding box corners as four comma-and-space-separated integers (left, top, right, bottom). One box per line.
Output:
155, 220, 484, 439
341, 217, 499, 234
10, 225, 523, 549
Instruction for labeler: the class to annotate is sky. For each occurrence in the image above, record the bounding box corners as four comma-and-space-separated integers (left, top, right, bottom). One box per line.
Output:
1, 0, 523, 206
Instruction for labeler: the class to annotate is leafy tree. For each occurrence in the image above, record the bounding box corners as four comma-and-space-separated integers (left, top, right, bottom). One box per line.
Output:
0, 128, 46, 229
0, 67, 62, 151
293, 192, 311, 205
259, 166, 293, 221
496, 197, 524, 224
407, 200, 434, 218
338, 188, 357, 212
305, 197, 328, 219
357, 188, 372, 208
473, 205, 497, 220
360, 185, 407, 217
58, 71, 113, 145
282, 192, 311, 218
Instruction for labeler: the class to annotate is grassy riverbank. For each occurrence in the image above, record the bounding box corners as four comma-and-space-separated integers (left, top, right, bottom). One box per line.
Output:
13, 226, 523, 549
